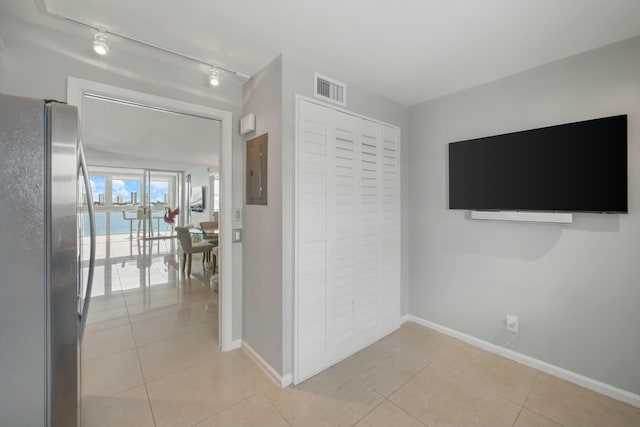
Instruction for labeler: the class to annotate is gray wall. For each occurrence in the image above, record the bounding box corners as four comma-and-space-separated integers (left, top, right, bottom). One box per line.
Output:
0, 16, 245, 341
281, 56, 410, 376
242, 56, 284, 372
408, 35, 640, 395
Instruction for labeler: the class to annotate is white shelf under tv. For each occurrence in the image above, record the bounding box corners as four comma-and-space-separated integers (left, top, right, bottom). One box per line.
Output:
471, 210, 573, 224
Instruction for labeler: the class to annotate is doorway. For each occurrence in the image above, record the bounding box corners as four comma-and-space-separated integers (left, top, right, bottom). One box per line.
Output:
68, 77, 235, 351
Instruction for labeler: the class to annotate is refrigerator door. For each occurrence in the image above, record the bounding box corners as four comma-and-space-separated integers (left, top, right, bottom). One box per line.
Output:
0, 95, 80, 427
47, 101, 80, 427
0, 94, 48, 427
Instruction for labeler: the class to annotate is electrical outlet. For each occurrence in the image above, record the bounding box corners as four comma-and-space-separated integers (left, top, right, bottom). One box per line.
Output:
505, 315, 519, 333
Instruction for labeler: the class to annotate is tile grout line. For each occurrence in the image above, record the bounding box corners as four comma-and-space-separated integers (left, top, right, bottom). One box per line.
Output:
511, 405, 525, 427
426, 358, 532, 420
129, 316, 214, 349
524, 407, 567, 427
134, 327, 220, 385
349, 390, 387, 427
120, 265, 221, 427
189, 394, 255, 427
429, 356, 534, 408
513, 374, 541, 427
517, 372, 568, 426
82, 236, 203, 426
385, 398, 431, 427
385, 360, 433, 400
261, 392, 294, 427
122, 283, 158, 427
83, 381, 148, 400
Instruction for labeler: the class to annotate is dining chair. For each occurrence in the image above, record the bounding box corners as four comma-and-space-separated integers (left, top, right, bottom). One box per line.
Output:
174, 226, 214, 276
199, 221, 218, 239
199, 221, 219, 272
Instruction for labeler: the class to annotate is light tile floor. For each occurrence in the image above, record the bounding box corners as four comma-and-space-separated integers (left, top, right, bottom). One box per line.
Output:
81, 235, 640, 427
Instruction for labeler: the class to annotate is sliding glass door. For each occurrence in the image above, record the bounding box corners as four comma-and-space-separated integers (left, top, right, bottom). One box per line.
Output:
142, 169, 181, 239
82, 166, 181, 240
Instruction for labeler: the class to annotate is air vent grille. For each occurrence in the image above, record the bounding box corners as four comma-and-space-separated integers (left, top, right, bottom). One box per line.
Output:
314, 72, 346, 106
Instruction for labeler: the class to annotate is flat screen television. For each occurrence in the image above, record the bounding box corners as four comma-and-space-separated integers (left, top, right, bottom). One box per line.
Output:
190, 185, 204, 212
448, 115, 627, 213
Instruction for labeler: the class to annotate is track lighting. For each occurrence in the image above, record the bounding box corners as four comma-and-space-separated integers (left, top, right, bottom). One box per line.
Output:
209, 68, 220, 86
93, 32, 109, 56
39, 2, 252, 86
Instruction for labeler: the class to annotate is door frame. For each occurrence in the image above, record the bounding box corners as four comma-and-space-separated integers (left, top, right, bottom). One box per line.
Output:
67, 77, 235, 351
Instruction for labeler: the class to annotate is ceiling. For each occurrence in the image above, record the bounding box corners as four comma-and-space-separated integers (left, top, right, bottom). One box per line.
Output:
83, 95, 220, 171
2, 1, 640, 105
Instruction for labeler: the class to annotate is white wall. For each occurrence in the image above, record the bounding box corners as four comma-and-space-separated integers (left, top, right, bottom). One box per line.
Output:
408, 35, 640, 395
0, 16, 245, 341
242, 56, 284, 372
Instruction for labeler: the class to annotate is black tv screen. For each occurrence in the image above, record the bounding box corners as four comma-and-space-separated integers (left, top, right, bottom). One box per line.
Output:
448, 115, 627, 213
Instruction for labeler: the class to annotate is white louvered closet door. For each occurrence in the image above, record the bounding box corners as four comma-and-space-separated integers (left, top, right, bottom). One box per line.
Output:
295, 99, 400, 383
379, 125, 401, 334
297, 100, 331, 380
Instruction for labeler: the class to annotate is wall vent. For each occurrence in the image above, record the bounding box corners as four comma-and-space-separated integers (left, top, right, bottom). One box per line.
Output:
314, 72, 347, 106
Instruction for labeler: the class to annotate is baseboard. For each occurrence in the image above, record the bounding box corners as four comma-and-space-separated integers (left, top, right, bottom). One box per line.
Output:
401, 314, 410, 324
229, 339, 242, 350
406, 314, 640, 408
242, 341, 292, 388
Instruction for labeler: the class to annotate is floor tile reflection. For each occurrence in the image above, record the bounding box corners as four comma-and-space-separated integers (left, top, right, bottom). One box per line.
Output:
81, 234, 219, 427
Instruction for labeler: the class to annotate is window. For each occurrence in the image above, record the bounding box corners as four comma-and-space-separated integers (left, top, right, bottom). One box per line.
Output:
111, 178, 141, 206
213, 175, 220, 211
149, 180, 169, 206
90, 176, 106, 206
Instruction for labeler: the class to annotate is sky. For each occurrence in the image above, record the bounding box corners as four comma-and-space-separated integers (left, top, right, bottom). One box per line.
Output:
89, 176, 168, 204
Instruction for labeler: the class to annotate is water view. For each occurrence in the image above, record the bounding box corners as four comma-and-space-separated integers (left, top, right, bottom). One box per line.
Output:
82, 212, 172, 236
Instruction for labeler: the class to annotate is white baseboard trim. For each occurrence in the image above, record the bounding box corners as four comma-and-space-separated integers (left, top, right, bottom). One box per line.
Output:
229, 339, 242, 351
401, 314, 410, 324
242, 341, 292, 388
406, 314, 640, 408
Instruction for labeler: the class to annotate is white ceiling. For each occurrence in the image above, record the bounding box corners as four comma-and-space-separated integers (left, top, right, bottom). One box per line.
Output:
2, 1, 640, 105
42, 0, 640, 105
83, 95, 220, 170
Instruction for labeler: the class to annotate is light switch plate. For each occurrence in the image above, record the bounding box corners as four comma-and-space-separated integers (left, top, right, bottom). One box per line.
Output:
232, 229, 242, 243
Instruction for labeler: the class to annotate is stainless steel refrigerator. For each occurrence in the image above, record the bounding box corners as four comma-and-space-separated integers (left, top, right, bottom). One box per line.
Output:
0, 93, 96, 427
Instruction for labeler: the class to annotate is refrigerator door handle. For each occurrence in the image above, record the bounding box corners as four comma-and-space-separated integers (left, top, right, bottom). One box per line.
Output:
78, 142, 96, 339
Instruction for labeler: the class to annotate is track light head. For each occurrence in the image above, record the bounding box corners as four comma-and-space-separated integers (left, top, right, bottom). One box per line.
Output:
93, 31, 109, 56
209, 68, 220, 86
